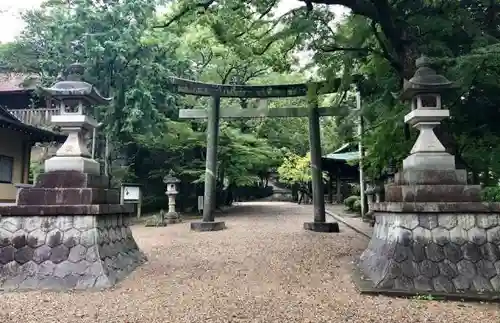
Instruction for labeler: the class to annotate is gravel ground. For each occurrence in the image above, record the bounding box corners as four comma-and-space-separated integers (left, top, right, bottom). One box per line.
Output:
0, 201, 499, 323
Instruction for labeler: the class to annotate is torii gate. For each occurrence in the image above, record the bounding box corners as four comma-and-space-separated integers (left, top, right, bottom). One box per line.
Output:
168, 77, 350, 233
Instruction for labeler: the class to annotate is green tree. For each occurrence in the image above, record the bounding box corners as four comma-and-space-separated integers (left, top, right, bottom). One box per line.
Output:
277, 152, 312, 186
160, 0, 500, 184
0, 0, 198, 209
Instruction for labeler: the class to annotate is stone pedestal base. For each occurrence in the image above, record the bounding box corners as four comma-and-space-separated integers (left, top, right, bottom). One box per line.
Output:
0, 170, 145, 291
45, 156, 100, 175
359, 202, 500, 295
166, 212, 181, 224
385, 184, 481, 202
190, 221, 226, 232
0, 212, 145, 290
403, 152, 455, 170
303, 222, 340, 232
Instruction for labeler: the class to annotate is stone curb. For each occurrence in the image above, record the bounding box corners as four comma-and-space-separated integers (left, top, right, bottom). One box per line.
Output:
325, 210, 371, 239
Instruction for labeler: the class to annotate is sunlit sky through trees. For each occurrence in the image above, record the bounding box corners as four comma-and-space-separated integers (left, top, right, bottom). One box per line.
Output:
0, 0, 348, 43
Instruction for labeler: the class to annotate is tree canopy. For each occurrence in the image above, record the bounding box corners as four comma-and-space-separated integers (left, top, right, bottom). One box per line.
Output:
160, 0, 500, 183
1, 0, 500, 210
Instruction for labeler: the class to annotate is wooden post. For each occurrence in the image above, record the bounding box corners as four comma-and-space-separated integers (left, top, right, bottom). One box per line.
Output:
137, 189, 142, 219
308, 102, 326, 223
356, 90, 366, 219
327, 172, 333, 204
336, 173, 342, 203
202, 96, 220, 222
303, 101, 339, 232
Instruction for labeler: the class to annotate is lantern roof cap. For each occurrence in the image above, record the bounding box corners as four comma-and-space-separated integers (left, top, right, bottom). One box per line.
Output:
38, 63, 111, 105
163, 170, 180, 184
401, 55, 457, 100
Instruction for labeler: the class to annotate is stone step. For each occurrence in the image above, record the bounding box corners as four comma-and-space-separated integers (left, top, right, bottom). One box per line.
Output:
394, 169, 467, 185
385, 184, 481, 202
370, 202, 500, 213
17, 188, 120, 205
35, 171, 109, 189
0, 204, 134, 216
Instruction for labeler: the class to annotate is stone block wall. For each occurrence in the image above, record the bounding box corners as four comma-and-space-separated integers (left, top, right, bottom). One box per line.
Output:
360, 212, 500, 293
0, 214, 145, 290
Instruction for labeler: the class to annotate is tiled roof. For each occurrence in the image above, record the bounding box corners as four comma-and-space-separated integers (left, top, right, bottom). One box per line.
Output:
323, 142, 360, 161
0, 73, 39, 92
323, 151, 359, 161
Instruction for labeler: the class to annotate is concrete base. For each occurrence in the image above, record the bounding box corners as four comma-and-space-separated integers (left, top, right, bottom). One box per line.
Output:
45, 156, 100, 175
359, 207, 500, 294
403, 152, 455, 170
190, 221, 226, 232
303, 221, 340, 233
0, 213, 146, 290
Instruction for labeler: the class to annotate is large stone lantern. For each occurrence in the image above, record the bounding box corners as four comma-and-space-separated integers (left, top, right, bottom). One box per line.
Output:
40, 63, 111, 174
163, 170, 181, 224
400, 55, 456, 171
0, 63, 145, 291
357, 56, 500, 299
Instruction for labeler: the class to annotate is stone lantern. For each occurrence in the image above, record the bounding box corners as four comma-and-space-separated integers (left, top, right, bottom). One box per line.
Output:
163, 170, 181, 224
0, 63, 146, 291
40, 63, 111, 174
358, 56, 500, 298
400, 55, 456, 171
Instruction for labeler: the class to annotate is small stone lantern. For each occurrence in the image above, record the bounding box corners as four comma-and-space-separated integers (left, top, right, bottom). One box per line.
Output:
400, 55, 457, 171
163, 170, 181, 224
39, 63, 111, 174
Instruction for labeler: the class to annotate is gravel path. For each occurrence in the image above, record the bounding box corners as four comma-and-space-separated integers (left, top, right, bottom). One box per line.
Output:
0, 201, 499, 322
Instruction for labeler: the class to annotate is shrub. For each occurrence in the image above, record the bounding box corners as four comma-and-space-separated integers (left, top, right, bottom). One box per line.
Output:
481, 186, 500, 202
352, 199, 362, 214
344, 195, 360, 210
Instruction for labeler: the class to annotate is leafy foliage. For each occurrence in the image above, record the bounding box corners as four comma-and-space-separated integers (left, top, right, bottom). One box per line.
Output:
481, 187, 500, 202
344, 195, 361, 213
219, 124, 281, 186
277, 153, 312, 185
159, 0, 500, 185
5, 0, 500, 211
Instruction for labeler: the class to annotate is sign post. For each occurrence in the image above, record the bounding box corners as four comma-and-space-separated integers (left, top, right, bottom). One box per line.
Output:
197, 195, 204, 215
120, 183, 142, 218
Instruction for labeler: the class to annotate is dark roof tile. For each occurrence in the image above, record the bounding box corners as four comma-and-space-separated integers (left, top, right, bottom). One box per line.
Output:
0, 73, 39, 92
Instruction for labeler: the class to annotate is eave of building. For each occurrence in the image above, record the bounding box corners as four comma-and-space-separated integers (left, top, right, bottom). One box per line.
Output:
0, 107, 65, 143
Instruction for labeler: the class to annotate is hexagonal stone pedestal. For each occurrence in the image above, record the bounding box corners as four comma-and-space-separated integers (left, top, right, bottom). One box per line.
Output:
0, 171, 146, 290
358, 169, 500, 298
0, 211, 145, 290
358, 202, 500, 296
